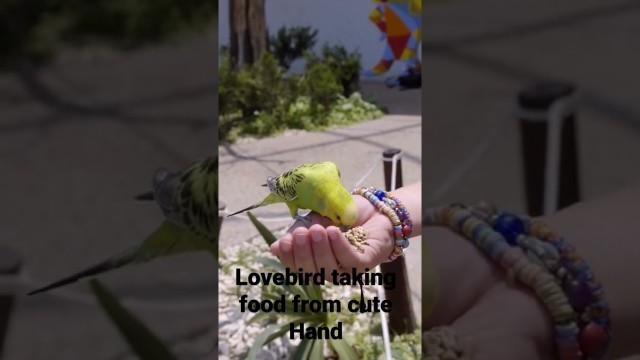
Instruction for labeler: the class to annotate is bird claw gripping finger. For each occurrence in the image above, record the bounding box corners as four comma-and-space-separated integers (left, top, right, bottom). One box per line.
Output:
294, 214, 312, 227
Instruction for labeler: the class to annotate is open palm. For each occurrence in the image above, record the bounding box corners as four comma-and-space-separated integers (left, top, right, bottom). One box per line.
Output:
269, 195, 396, 278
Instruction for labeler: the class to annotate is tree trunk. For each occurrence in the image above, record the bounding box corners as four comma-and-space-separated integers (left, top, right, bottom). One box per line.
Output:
229, 0, 266, 68
229, 0, 245, 68
247, 0, 267, 64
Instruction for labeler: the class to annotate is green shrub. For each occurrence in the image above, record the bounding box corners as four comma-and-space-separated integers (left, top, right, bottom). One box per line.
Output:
326, 92, 385, 126
300, 62, 342, 111
219, 44, 383, 143
268, 26, 318, 70
306, 44, 361, 97
219, 52, 291, 141
218, 48, 241, 116
0, 0, 217, 69
235, 52, 284, 117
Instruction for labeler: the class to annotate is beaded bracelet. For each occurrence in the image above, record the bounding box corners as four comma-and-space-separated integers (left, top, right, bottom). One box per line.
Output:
424, 203, 611, 360
352, 187, 413, 262
468, 203, 612, 359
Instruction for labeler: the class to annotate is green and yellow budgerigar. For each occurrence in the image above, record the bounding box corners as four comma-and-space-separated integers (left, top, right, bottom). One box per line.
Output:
28, 157, 218, 296
227, 161, 358, 227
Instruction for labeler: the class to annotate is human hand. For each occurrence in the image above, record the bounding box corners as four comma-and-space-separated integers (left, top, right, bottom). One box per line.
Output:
269, 195, 396, 278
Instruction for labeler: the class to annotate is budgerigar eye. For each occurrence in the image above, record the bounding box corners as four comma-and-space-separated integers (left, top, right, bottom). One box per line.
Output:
336, 215, 341, 220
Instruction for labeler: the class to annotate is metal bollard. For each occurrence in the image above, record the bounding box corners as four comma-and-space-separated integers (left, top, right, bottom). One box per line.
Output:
380, 148, 416, 334
518, 81, 580, 216
0, 246, 21, 357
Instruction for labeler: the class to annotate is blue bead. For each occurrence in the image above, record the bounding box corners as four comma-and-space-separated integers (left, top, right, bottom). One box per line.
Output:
493, 213, 525, 245
375, 190, 385, 200
396, 238, 409, 248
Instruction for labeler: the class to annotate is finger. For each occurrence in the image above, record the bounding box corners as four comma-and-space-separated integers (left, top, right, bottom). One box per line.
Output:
327, 226, 373, 272
269, 241, 280, 258
308, 225, 340, 281
275, 233, 296, 270
291, 227, 317, 274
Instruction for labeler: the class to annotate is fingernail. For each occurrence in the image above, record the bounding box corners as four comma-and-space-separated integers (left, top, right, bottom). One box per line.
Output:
328, 230, 338, 241
281, 241, 291, 252
311, 232, 322, 243
295, 233, 306, 245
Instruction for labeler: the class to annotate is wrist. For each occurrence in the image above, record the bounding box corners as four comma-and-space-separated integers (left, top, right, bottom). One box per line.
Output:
352, 187, 413, 262
425, 203, 612, 360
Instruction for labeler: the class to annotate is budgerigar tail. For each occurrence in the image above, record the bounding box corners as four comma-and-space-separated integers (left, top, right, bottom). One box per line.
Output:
227, 193, 282, 217
27, 249, 136, 295
227, 203, 263, 217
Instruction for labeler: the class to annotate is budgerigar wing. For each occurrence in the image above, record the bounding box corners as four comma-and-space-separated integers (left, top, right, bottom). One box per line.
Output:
270, 162, 340, 201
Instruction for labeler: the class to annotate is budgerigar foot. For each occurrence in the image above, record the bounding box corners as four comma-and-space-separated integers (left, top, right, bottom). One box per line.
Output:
294, 214, 312, 227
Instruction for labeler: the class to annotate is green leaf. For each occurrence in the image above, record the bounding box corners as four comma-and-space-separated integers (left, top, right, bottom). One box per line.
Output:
247, 211, 278, 246
89, 280, 177, 360
302, 283, 324, 302
247, 310, 276, 326
291, 338, 314, 360
284, 314, 324, 326
309, 338, 325, 360
246, 323, 290, 359
263, 322, 293, 345
329, 337, 359, 360
254, 255, 285, 272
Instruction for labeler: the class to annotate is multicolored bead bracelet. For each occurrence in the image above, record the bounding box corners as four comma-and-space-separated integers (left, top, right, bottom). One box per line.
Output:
352, 187, 413, 262
467, 202, 612, 359
424, 203, 611, 360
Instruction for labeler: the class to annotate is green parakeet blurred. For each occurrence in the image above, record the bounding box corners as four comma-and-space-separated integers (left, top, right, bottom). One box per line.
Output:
227, 161, 358, 227
28, 156, 217, 296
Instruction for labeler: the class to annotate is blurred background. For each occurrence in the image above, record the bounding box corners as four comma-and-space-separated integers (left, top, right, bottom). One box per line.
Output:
423, 0, 640, 212
422, 2, 640, 357
0, 1, 217, 359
